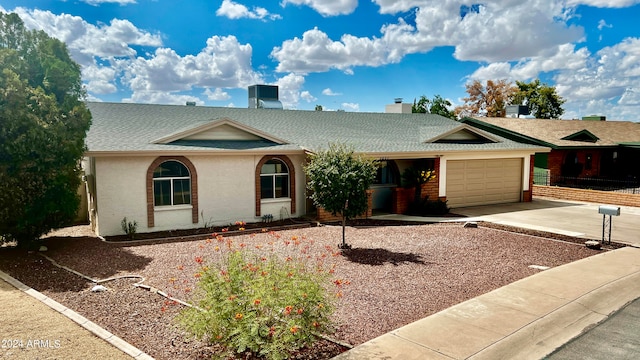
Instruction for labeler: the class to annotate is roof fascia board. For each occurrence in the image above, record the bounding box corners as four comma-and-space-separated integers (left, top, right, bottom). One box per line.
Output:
151, 117, 289, 145
462, 117, 558, 149
560, 129, 599, 142
423, 124, 500, 143
84, 148, 306, 157
554, 145, 619, 150
86, 146, 551, 159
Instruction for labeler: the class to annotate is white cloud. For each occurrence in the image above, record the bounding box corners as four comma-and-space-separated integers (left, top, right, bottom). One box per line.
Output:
120, 35, 263, 98
204, 88, 231, 101
373, 0, 428, 14
341, 102, 359, 111
274, 73, 307, 108
551, 38, 640, 120
10, 8, 162, 66
411, 1, 582, 62
618, 88, 640, 105
281, 0, 358, 16
554, 38, 640, 100
465, 34, 640, 121
122, 91, 204, 106
469, 44, 590, 82
565, 0, 640, 7
82, 64, 118, 94
597, 19, 613, 30
216, 0, 281, 20
3, 7, 267, 107
322, 88, 342, 96
300, 91, 317, 102
273, 1, 586, 74
271, 27, 389, 73
81, 0, 136, 6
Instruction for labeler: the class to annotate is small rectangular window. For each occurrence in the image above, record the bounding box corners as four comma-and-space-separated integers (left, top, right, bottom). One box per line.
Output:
173, 179, 191, 205
275, 175, 289, 197
154, 180, 171, 206
261, 176, 274, 199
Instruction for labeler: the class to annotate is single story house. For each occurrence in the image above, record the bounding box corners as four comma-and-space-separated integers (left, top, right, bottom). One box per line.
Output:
461, 117, 640, 182
83, 100, 547, 237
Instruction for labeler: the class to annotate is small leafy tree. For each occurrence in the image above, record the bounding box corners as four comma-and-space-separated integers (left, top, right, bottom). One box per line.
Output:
513, 79, 565, 119
304, 143, 378, 249
412, 95, 456, 120
0, 13, 91, 249
412, 96, 430, 113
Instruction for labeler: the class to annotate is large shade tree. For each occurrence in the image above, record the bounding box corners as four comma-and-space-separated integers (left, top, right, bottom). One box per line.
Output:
304, 143, 378, 249
513, 79, 565, 119
0, 13, 92, 249
455, 79, 516, 118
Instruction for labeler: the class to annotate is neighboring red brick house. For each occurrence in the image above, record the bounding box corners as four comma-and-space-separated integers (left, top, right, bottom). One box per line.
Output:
462, 117, 640, 183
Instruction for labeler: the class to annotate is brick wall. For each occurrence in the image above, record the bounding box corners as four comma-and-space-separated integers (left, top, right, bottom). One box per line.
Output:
523, 154, 535, 202
392, 187, 414, 214
392, 158, 442, 214
533, 185, 640, 207
547, 149, 605, 178
316, 190, 373, 222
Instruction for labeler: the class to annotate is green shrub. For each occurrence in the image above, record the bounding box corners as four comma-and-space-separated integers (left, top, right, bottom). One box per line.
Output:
178, 249, 335, 360
120, 217, 137, 240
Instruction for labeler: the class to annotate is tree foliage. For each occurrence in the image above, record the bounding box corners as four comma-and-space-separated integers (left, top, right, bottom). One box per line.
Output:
455, 79, 516, 117
412, 95, 456, 120
304, 143, 378, 248
513, 79, 565, 119
0, 13, 91, 248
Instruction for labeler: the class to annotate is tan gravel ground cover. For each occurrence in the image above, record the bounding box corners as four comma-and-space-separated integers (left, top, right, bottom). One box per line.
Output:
0, 223, 604, 359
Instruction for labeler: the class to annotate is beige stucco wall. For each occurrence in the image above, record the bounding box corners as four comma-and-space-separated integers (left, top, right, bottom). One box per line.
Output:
94, 157, 149, 236
92, 153, 307, 237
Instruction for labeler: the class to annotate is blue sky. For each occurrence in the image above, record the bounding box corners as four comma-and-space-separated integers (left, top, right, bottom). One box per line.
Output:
1, 1, 639, 120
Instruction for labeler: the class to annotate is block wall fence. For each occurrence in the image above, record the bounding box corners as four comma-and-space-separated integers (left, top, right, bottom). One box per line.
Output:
533, 185, 640, 207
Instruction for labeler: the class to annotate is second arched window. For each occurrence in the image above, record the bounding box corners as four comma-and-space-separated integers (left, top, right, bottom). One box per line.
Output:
260, 159, 289, 199
153, 160, 191, 206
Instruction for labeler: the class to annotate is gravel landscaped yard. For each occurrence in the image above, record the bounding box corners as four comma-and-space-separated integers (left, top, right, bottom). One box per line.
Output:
0, 222, 605, 359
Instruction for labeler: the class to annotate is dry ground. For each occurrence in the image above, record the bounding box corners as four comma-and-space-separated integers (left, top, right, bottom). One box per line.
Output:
0, 223, 603, 359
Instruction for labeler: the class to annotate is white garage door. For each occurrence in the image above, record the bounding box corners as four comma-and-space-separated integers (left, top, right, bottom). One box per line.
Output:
446, 158, 522, 208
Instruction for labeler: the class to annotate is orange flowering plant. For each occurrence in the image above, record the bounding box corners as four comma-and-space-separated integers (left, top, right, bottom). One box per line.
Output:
178, 244, 335, 360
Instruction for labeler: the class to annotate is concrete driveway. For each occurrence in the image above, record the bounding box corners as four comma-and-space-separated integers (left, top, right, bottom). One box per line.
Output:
450, 198, 640, 247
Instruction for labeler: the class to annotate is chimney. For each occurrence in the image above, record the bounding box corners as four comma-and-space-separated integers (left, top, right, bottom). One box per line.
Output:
385, 98, 412, 114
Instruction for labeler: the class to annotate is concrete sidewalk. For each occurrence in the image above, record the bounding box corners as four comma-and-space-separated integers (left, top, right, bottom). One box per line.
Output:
0, 270, 152, 360
335, 247, 640, 360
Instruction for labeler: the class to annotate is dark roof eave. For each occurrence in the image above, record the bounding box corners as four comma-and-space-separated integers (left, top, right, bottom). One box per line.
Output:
461, 117, 558, 149
84, 148, 306, 157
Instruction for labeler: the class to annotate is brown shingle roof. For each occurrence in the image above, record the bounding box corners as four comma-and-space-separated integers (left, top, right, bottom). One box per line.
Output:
470, 117, 640, 147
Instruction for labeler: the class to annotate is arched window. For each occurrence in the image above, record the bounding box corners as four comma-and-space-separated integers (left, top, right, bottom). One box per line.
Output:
153, 160, 191, 206
260, 159, 289, 199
